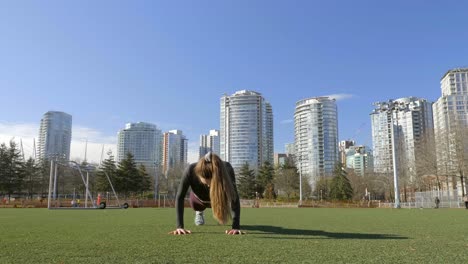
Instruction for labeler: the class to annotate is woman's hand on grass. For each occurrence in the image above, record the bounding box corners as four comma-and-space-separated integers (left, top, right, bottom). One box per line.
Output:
168, 228, 191, 235
225, 229, 244, 235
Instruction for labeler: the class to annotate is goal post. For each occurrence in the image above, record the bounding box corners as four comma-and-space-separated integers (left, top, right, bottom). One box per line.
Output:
47, 160, 127, 210
47, 160, 95, 209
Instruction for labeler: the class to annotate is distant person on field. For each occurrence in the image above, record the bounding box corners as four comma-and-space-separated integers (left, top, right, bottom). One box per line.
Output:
434, 197, 440, 209
464, 195, 468, 209
169, 152, 243, 235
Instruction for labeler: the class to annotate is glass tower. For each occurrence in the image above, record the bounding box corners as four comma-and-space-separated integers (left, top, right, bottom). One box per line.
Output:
37, 111, 72, 161
117, 122, 162, 169
220, 90, 274, 173
294, 97, 339, 188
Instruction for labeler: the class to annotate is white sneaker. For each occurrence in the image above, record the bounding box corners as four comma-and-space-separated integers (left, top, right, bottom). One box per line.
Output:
195, 211, 205, 226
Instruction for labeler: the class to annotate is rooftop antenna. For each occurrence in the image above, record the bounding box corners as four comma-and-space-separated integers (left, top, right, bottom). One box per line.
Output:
20, 138, 25, 161
100, 144, 105, 166
84, 139, 88, 163
33, 138, 36, 160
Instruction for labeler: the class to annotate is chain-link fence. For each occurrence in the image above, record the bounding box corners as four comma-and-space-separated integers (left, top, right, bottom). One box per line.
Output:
415, 190, 464, 208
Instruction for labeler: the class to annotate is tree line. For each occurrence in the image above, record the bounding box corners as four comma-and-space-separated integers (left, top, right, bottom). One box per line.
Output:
0, 135, 428, 204
236, 159, 354, 202
0, 140, 353, 203
0, 141, 153, 200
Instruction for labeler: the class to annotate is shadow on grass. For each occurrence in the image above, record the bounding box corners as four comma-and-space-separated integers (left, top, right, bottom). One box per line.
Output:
242, 225, 408, 240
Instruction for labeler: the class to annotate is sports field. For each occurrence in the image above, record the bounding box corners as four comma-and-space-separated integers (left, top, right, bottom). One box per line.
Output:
0, 208, 467, 263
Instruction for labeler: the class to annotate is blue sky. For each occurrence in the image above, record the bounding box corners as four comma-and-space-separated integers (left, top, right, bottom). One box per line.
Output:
0, 1, 467, 163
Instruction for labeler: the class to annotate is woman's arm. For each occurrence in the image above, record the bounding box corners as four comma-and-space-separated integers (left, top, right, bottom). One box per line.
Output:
175, 164, 193, 229
227, 162, 241, 230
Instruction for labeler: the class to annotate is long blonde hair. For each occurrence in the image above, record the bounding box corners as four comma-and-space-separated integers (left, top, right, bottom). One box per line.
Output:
194, 152, 236, 224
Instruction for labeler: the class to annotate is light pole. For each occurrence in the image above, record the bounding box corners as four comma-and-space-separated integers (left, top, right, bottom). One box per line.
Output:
154, 163, 159, 201
297, 116, 303, 206
390, 107, 401, 209
53, 159, 58, 199
47, 160, 54, 209
299, 165, 303, 206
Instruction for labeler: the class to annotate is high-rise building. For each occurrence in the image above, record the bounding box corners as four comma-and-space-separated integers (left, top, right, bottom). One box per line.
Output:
274, 153, 288, 167
294, 97, 339, 188
117, 122, 162, 170
162, 130, 188, 173
371, 97, 435, 181
37, 111, 72, 161
339, 140, 355, 166
433, 68, 468, 195
344, 145, 373, 176
199, 129, 220, 159
220, 90, 274, 173
285, 143, 295, 156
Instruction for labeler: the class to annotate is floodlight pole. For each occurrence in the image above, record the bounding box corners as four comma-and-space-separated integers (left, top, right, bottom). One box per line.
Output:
85, 171, 89, 208
299, 166, 303, 206
154, 162, 159, 201
297, 117, 303, 206
391, 110, 401, 209
53, 161, 58, 200
47, 160, 54, 209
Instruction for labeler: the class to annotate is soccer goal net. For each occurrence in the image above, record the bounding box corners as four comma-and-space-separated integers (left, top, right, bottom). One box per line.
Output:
47, 160, 126, 209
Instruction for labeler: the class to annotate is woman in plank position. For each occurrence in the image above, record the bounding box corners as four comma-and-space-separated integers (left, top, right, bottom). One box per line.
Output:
169, 152, 243, 235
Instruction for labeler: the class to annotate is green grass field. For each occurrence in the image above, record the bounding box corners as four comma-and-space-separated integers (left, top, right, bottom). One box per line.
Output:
1, 208, 467, 263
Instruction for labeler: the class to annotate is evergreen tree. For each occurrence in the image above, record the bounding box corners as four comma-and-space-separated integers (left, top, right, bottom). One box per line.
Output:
329, 162, 353, 200
37, 159, 51, 198
257, 161, 275, 198
95, 152, 117, 193
116, 152, 139, 197
0, 142, 25, 199
237, 162, 256, 199
22, 157, 40, 198
137, 164, 152, 193
0, 143, 8, 196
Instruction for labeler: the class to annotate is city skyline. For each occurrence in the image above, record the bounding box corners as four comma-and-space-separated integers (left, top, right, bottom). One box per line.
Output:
0, 72, 464, 164
1, 1, 467, 164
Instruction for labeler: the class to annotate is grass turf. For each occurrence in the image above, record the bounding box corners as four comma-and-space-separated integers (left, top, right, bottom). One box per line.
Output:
0, 208, 467, 263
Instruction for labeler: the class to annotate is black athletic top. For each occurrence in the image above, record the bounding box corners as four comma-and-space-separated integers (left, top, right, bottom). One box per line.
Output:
175, 161, 241, 229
